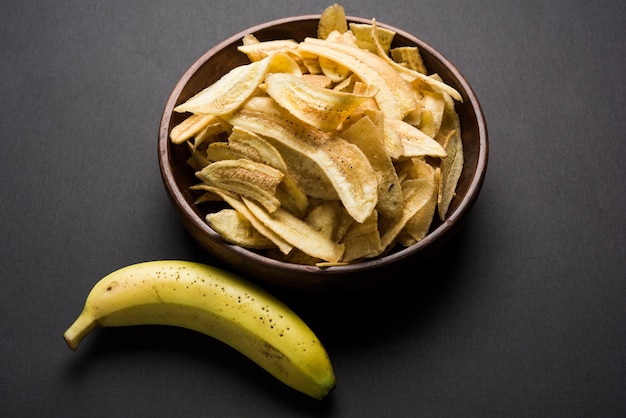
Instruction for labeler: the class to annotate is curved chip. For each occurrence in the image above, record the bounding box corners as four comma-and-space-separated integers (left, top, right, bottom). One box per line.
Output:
224, 97, 378, 223
264, 72, 372, 131
206, 187, 294, 255
174, 56, 272, 115
242, 197, 345, 263
369, 19, 463, 102
196, 158, 284, 213
206, 209, 275, 249
386, 118, 447, 158
297, 37, 417, 120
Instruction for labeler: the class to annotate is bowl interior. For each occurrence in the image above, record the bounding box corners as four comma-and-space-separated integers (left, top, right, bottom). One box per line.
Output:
159, 16, 487, 293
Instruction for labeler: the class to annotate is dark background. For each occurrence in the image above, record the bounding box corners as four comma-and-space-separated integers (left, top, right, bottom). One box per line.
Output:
2, 1, 624, 416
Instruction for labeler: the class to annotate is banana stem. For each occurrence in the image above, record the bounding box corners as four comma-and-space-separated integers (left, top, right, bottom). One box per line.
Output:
63, 313, 96, 351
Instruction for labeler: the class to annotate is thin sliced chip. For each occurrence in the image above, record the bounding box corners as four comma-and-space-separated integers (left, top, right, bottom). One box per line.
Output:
437, 129, 463, 220
192, 119, 230, 150
318, 56, 351, 83
390, 46, 427, 75
349, 22, 396, 55
242, 197, 345, 263
400, 163, 439, 245
174, 57, 272, 115
369, 19, 463, 102
317, 3, 348, 39
386, 118, 447, 158
342, 114, 403, 218
196, 159, 284, 213
206, 209, 275, 249
302, 74, 333, 88
186, 144, 210, 171
237, 39, 299, 62
269, 139, 339, 200
341, 210, 383, 262
241, 33, 260, 46
379, 176, 437, 251
170, 114, 219, 145
411, 90, 445, 138
436, 89, 463, 220
206, 141, 240, 162
264, 72, 373, 131
266, 52, 303, 76
304, 200, 353, 243
224, 97, 378, 223
226, 127, 309, 217
298, 37, 417, 120
189, 183, 222, 203
207, 187, 294, 254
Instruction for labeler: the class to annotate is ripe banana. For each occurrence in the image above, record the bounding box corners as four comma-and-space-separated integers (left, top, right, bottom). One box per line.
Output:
63, 260, 336, 399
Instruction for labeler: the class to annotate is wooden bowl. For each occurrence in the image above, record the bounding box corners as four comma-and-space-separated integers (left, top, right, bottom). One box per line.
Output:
158, 15, 488, 293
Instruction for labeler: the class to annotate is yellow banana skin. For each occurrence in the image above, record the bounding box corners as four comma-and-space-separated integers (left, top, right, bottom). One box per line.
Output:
63, 260, 335, 400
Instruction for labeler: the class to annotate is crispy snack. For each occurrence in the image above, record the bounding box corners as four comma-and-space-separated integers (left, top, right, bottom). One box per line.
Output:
174, 57, 272, 115
341, 113, 403, 219
390, 46, 427, 75
243, 197, 345, 263
195, 159, 284, 213
264, 72, 374, 131
317, 3, 348, 39
349, 22, 396, 54
206, 209, 275, 249
297, 37, 418, 120
386, 118, 447, 158
170, 4, 465, 264
224, 97, 378, 223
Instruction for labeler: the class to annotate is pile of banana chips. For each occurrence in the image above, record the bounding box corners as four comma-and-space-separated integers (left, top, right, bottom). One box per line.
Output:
170, 4, 464, 266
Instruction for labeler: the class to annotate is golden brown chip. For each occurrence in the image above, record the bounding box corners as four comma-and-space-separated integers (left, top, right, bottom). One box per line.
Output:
206, 187, 294, 255
237, 39, 299, 62
400, 163, 439, 245
170, 114, 219, 145
349, 22, 396, 55
341, 210, 383, 262
298, 37, 418, 120
437, 129, 463, 220
196, 159, 284, 213
317, 3, 348, 40
206, 209, 275, 249
264, 72, 372, 131
341, 114, 403, 219
174, 57, 273, 115
379, 175, 437, 251
242, 197, 345, 263
390, 46, 427, 75
386, 118, 447, 158
224, 97, 378, 223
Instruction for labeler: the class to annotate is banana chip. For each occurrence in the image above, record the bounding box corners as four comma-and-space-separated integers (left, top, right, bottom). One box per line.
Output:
174, 57, 272, 115
195, 159, 284, 213
224, 97, 378, 223
297, 37, 417, 120
317, 3, 348, 40
170, 4, 465, 265
237, 39, 299, 62
243, 197, 345, 263
341, 113, 403, 218
349, 22, 395, 55
264, 72, 373, 131
206, 209, 275, 249
386, 118, 447, 158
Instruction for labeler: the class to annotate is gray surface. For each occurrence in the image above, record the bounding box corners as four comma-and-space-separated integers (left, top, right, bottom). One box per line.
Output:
1, 1, 625, 416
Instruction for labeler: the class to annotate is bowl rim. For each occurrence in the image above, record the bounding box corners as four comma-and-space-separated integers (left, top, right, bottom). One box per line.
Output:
159, 14, 488, 279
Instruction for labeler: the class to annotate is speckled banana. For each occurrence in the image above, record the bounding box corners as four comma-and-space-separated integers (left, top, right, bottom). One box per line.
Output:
63, 260, 335, 400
